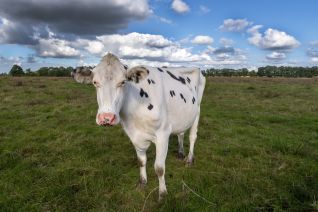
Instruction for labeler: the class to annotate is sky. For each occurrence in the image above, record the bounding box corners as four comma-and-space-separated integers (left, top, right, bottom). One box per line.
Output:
0, 0, 318, 73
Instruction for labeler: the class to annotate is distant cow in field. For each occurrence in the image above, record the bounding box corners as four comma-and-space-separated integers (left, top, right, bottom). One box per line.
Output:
71, 66, 95, 84
72, 53, 206, 200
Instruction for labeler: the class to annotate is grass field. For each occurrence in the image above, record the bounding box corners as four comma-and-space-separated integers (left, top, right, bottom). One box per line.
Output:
0, 76, 318, 211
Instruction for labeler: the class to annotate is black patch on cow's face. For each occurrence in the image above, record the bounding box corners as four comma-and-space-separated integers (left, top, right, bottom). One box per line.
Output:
140, 88, 149, 98
186, 77, 191, 83
148, 104, 153, 110
157, 68, 164, 72
180, 93, 186, 103
166, 71, 186, 85
192, 97, 196, 104
169, 90, 176, 97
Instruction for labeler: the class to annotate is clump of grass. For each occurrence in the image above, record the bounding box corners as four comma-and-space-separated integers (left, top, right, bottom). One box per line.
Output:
13, 80, 23, 86
247, 86, 255, 90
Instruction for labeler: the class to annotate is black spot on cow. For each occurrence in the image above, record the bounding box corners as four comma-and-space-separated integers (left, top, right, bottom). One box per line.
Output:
147, 79, 156, 85
186, 77, 191, 83
123, 65, 128, 70
140, 88, 149, 98
148, 104, 153, 110
180, 93, 186, 103
166, 71, 186, 85
179, 76, 186, 84
192, 97, 196, 104
169, 90, 176, 97
157, 68, 164, 72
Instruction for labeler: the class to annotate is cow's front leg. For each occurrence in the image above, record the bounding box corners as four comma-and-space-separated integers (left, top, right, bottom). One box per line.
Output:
135, 147, 147, 188
154, 132, 169, 201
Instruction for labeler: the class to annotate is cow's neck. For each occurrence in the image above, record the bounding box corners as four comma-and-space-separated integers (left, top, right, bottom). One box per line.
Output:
119, 82, 141, 122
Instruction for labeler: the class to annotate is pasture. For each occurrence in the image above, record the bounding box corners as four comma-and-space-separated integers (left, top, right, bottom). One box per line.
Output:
0, 76, 318, 211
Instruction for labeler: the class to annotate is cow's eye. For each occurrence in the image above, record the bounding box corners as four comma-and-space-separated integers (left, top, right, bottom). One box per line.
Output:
93, 81, 100, 87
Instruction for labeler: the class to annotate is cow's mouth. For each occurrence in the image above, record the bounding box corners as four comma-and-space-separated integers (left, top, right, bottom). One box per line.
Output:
101, 121, 113, 127
101, 117, 116, 126
97, 113, 116, 126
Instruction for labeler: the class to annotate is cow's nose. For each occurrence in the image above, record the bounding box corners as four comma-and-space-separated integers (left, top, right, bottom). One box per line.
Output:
98, 113, 116, 126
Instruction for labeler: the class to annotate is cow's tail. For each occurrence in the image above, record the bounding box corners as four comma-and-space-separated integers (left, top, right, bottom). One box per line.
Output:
196, 71, 206, 104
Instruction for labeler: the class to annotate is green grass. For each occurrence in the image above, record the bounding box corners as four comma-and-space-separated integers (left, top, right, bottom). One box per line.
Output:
0, 76, 318, 211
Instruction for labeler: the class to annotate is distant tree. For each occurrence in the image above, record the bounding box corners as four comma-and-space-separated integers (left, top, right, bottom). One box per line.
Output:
25, 68, 37, 76
25, 68, 31, 74
37, 67, 49, 76
9, 64, 24, 76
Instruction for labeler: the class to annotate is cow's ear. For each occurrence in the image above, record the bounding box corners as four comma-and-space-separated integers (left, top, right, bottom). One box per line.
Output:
72, 67, 93, 84
126, 66, 149, 83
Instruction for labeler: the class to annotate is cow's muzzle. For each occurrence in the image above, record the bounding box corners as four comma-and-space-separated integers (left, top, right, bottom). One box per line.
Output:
97, 113, 116, 126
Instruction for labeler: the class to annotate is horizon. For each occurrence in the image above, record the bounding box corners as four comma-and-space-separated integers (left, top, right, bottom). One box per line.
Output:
0, 0, 318, 73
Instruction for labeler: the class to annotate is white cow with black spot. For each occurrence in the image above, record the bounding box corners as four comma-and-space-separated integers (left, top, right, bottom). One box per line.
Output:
72, 53, 206, 200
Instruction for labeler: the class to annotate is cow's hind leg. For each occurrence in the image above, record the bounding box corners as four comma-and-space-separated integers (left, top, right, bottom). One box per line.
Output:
154, 132, 169, 201
187, 109, 200, 166
177, 133, 185, 160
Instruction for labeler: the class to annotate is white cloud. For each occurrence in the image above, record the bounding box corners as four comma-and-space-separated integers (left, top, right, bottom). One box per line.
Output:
307, 41, 318, 63
266, 51, 286, 61
219, 19, 250, 32
37, 38, 81, 58
247, 26, 300, 50
220, 38, 234, 46
199, 5, 210, 14
311, 57, 318, 63
76, 32, 203, 64
157, 16, 173, 24
74, 32, 247, 68
171, 0, 190, 14
191, 35, 214, 45
309, 40, 318, 46
0, 56, 23, 66
85, 41, 104, 55
202, 44, 248, 66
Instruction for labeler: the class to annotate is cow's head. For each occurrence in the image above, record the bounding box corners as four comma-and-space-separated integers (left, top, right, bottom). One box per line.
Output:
72, 53, 148, 126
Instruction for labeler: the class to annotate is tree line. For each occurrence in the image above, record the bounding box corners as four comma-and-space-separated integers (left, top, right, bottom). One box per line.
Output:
203, 66, 318, 78
5, 64, 74, 77
3, 64, 318, 78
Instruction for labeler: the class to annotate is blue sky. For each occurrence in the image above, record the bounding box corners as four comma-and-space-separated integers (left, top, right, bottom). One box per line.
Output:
0, 0, 317, 73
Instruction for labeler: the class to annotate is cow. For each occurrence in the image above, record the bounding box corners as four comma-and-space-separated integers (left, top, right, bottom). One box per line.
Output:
72, 53, 206, 200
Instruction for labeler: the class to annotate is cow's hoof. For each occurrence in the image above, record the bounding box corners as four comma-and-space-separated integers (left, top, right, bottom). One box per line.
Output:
177, 152, 185, 160
137, 177, 147, 190
158, 190, 168, 202
186, 157, 194, 167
